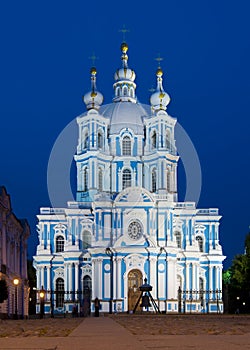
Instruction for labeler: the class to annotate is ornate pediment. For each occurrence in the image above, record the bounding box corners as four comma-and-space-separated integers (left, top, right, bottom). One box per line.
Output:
115, 187, 153, 203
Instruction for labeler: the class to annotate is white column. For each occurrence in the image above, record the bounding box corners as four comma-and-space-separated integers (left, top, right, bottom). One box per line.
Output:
75, 263, 79, 294
41, 266, 44, 288
150, 257, 157, 298
47, 266, 51, 291
116, 258, 122, 299
167, 258, 176, 299
69, 263, 73, 298
186, 263, 190, 291
64, 263, 68, 300
113, 257, 117, 301
98, 259, 102, 299
92, 259, 96, 301
209, 265, 213, 299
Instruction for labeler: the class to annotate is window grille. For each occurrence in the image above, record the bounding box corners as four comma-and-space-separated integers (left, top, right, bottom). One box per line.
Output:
122, 169, 132, 189
56, 278, 64, 308
152, 168, 157, 192
56, 235, 64, 253
83, 168, 88, 191
175, 232, 182, 248
122, 136, 132, 156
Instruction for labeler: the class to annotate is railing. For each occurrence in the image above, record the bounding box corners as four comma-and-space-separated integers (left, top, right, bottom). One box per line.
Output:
178, 288, 222, 313
197, 209, 219, 215
40, 208, 65, 214
175, 202, 196, 209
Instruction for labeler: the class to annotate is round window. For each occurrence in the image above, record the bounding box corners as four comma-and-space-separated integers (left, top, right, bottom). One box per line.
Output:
128, 221, 143, 240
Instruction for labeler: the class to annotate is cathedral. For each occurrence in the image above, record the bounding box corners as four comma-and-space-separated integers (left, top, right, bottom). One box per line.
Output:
33, 42, 225, 315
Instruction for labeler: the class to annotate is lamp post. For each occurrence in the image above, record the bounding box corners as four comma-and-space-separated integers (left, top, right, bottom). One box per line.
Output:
13, 278, 19, 319
105, 248, 113, 314
39, 286, 45, 319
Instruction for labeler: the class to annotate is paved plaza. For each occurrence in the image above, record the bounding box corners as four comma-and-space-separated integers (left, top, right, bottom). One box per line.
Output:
0, 315, 250, 350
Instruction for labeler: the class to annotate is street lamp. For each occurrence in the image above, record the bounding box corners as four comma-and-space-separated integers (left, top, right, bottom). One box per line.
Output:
13, 278, 19, 319
105, 248, 113, 314
39, 286, 45, 319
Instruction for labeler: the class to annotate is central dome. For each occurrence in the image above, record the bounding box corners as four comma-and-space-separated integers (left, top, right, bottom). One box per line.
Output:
100, 102, 150, 135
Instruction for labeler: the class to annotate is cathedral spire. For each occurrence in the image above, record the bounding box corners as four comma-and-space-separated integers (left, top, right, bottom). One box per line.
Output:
83, 66, 103, 110
113, 42, 137, 103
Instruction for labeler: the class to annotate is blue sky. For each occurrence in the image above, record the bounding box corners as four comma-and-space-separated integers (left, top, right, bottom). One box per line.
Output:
0, 0, 250, 269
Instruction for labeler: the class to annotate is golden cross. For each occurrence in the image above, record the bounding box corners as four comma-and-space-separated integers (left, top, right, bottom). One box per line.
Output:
88, 52, 99, 66
155, 54, 164, 67
119, 25, 130, 42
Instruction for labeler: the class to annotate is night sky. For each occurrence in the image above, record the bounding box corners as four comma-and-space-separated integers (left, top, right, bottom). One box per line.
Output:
1, 0, 250, 269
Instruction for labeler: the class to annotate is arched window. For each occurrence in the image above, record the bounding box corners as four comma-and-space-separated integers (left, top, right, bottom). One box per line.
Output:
56, 235, 64, 253
196, 236, 204, 252
122, 169, 132, 189
122, 136, 132, 156
97, 130, 103, 149
83, 275, 92, 292
175, 231, 182, 248
56, 278, 64, 308
177, 275, 182, 289
82, 230, 92, 249
152, 168, 157, 192
151, 131, 156, 149
83, 168, 88, 192
166, 130, 170, 149
98, 168, 103, 191
83, 132, 89, 149
167, 169, 171, 192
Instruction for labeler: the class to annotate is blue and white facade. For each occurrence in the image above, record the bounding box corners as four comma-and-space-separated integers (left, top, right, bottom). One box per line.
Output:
33, 43, 225, 314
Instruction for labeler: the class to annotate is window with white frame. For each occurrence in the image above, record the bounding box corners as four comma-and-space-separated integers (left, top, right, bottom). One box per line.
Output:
98, 168, 103, 191
151, 130, 156, 149
122, 136, 132, 155
83, 132, 89, 149
97, 130, 103, 149
56, 235, 64, 252
167, 169, 171, 192
175, 231, 182, 248
82, 230, 92, 249
152, 168, 157, 192
83, 168, 88, 191
196, 236, 204, 252
122, 169, 132, 189
56, 278, 64, 308
166, 129, 170, 149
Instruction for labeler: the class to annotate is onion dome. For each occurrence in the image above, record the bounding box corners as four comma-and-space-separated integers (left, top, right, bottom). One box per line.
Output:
83, 67, 103, 110
150, 67, 170, 112
113, 42, 137, 103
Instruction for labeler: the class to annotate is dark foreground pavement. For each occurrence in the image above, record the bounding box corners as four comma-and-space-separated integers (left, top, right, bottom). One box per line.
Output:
0, 316, 250, 350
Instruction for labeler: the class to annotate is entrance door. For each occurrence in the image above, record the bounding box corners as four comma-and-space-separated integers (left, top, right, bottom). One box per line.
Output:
128, 269, 143, 312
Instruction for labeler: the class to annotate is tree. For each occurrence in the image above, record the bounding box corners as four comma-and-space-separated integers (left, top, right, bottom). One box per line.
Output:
27, 259, 37, 315
225, 232, 250, 313
0, 279, 8, 303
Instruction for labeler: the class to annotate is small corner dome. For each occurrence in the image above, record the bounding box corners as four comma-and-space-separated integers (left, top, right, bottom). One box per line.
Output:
150, 68, 170, 111
150, 90, 170, 110
83, 90, 104, 110
83, 67, 103, 110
